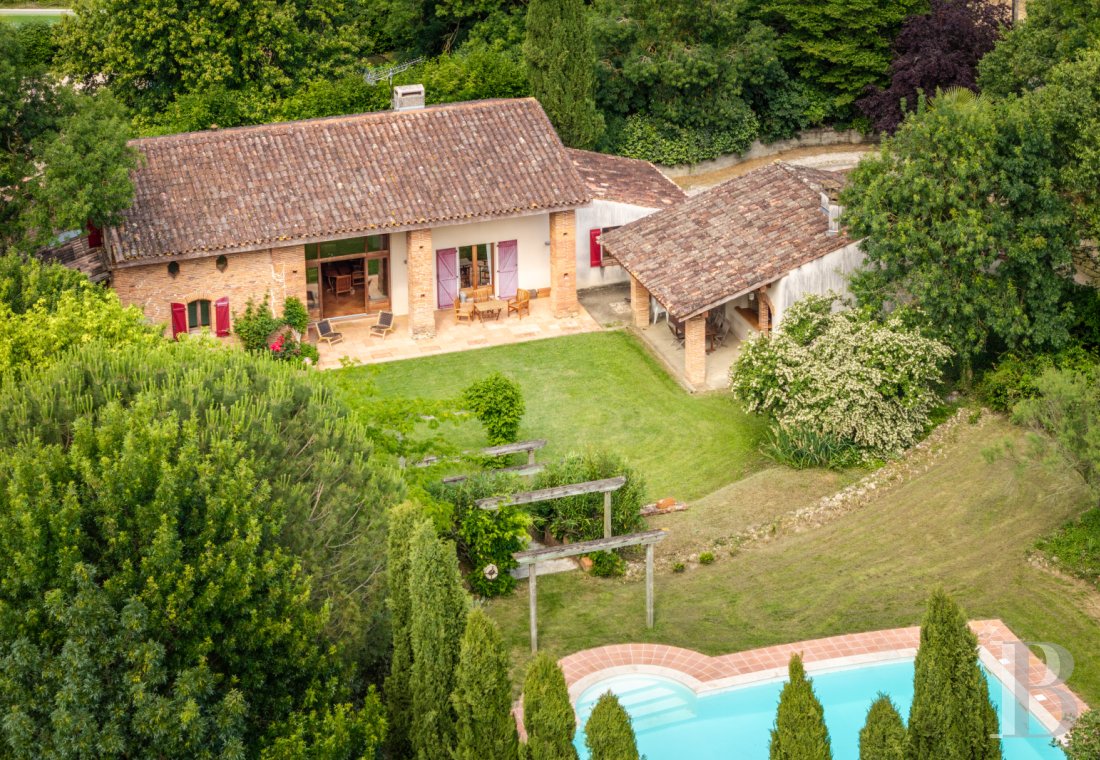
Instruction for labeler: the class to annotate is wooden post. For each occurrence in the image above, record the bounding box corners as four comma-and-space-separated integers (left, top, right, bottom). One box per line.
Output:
645, 543, 655, 628
529, 564, 538, 653
528, 448, 536, 466
603, 491, 612, 539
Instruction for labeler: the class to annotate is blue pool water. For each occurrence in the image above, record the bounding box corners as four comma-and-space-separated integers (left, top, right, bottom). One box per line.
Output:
574, 660, 1065, 759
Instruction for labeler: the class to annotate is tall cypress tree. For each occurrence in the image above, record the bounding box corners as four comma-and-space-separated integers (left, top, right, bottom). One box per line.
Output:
907, 590, 1002, 760
451, 607, 519, 760
523, 0, 605, 149
384, 502, 422, 759
769, 654, 832, 760
409, 520, 469, 760
523, 654, 580, 760
584, 693, 640, 760
860, 694, 907, 760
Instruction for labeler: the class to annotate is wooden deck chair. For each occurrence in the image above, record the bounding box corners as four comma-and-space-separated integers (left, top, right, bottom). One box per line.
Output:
455, 297, 475, 324
508, 289, 530, 318
317, 319, 343, 345
370, 310, 395, 340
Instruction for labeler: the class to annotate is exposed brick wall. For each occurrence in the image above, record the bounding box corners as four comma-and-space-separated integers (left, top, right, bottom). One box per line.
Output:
549, 210, 578, 318
111, 245, 308, 337
630, 275, 650, 328
758, 288, 771, 333
684, 314, 707, 389
406, 228, 436, 338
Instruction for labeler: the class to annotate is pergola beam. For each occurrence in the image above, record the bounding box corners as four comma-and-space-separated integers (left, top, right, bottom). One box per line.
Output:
441, 462, 545, 484
476, 476, 626, 511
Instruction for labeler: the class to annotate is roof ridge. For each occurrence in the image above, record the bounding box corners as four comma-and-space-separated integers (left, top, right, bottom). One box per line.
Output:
129, 96, 543, 147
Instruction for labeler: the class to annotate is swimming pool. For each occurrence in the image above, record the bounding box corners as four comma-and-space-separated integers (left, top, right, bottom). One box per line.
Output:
573, 659, 1065, 759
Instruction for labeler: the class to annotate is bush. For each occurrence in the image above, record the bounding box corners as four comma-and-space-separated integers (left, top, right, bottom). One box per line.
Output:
978, 348, 1098, 412
235, 296, 284, 352
283, 295, 309, 333
15, 21, 58, 68
429, 473, 529, 597
769, 654, 832, 760
462, 372, 525, 445
616, 109, 759, 166
1065, 710, 1100, 760
698, 551, 715, 565
672, 562, 686, 573
235, 295, 319, 364
731, 295, 952, 463
523, 654, 580, 760
908, 590, 1001, 759
859, 694, 906, 760
532, 449, 647, 542
588, 550, 626, 577
763, 424, 864, 470
583, 692, 640, 760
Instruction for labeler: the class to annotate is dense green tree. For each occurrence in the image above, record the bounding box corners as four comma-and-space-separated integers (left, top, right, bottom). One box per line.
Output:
977, 0, 1100, 97
523, 654, 580, 760
409, 520, 469, 760
56, 0, 371, 116
583, 693, 640, 760
841, 89, 1078, 374
860, 695, 907, 760
907, 590, 1001, 760
1065, 710, 1100, 760
769, 654, 832, 760
0, 340, 405, 685
0, 359, 386, 757
451, 607, 519, 760
760, 0, 926, 117
524, 0, 604, 148
385, 502, 424, 759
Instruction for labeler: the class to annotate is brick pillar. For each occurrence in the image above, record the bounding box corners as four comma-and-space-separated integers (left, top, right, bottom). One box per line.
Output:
758, 288, 771, 333
549, 210, 578, 318
406, 228, 436, 339
629, 275, 650, 328
684, 314, 707, 389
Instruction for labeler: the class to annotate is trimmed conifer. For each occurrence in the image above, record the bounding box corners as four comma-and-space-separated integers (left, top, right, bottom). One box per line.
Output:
523, 653, 580, 760
409, 520, 469, 760
769, 654, 832, 760
384, 502, 422, 759
907, 590, 1002, 760
584, 692, 640, 760
860, 694, 906, 760
523, 0, 605, 149
451, 607, 519, 760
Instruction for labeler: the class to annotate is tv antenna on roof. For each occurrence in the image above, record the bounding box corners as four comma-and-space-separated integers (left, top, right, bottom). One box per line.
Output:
363, 57, 424, 86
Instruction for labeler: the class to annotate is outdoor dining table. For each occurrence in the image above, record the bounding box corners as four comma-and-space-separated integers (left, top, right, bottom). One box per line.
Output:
475, 299, 506, 321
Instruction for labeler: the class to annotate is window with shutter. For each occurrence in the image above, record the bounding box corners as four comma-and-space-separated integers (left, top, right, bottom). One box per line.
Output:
187, 299, 211, 331
214, 297, 230, 336
170, 303, 187, 339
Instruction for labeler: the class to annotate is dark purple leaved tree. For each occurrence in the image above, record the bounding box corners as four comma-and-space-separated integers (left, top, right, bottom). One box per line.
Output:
858, 0, 1011, 133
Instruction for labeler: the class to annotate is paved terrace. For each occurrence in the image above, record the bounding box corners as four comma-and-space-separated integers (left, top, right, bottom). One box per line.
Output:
314, 297, 602, 368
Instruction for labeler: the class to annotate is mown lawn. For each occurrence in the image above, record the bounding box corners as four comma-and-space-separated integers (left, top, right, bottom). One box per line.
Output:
485, 416, 1100, 705
332, 331, 766, 501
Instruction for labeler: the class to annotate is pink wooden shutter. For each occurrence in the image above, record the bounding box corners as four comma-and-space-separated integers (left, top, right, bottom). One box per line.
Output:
214, 297, 230, 336
436, 248, 458, 308
589, 228, 602, 267
497, 240, 518, 299
170, 302, 187, 339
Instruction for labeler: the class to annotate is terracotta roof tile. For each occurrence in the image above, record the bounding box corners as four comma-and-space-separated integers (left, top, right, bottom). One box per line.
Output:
601, 162, 852, 318
565, 148, 686, 208
36, 236, 110, 283
109, 98, 590, 264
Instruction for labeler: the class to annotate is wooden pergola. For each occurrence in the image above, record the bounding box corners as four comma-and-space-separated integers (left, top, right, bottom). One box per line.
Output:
476, 476, 627, 540
514, 529, 667, 653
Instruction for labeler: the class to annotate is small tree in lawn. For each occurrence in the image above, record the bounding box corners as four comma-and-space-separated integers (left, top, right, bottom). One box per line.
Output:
860, 694, 907, 760
462, 372, 525, 446
584, 692, 640, 760
523, 653, 580, 760
769, 654, 832, 760
523, 0, 604, 149
385, 502, 423, 759
907, 590, 1001, 760
451, 607, 519, 760
409, 520, 469, 760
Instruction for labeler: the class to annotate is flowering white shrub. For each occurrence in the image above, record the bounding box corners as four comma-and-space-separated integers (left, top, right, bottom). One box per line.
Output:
730, 294, 952, 460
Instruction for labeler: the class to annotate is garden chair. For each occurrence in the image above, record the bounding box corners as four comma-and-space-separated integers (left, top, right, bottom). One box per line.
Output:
317, 319, 343, 345
454, 297, 475, 324
334, 274, 353, 296
508, 289, 530, 319
370, 310, 395, 340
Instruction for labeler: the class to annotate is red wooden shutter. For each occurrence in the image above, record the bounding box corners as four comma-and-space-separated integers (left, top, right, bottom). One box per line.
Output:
214, 297, 230, 336
170, 302, 187, 339
589, 228, 602, 268
86, 221, 102, 248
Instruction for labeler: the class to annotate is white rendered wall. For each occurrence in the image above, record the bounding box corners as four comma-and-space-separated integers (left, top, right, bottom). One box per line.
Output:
389, 231, 409, 315
766, 241, 865, 327
575, 199, 658, 290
